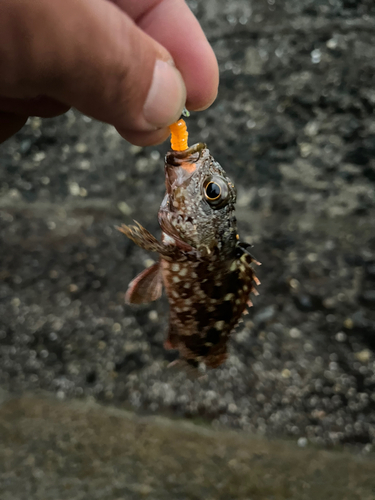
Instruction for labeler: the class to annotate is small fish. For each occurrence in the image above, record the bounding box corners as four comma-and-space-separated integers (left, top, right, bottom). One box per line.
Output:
118, 120, 260, 370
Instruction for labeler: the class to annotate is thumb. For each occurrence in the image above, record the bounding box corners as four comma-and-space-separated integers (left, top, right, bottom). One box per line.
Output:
0, 0, 187, 144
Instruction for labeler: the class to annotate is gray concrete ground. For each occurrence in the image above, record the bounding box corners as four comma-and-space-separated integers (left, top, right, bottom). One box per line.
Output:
0, 392, 375, 500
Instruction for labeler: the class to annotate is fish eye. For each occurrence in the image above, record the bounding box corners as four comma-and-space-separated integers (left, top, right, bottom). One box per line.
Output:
203, 176, 229, 209
205, 181, 221, 201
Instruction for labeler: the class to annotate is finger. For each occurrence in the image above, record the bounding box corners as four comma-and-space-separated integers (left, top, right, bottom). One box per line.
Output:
112, 0, 219, 111
0, 112, 28, 142
116, 126, 171, 147
0, 0, 186, 136
0, 95, 70, 118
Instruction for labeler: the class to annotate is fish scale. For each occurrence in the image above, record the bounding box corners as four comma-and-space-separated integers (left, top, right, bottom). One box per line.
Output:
117, 120, 260, 370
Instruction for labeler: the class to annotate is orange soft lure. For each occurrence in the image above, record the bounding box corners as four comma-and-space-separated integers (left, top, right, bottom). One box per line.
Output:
169, 118, 189, 151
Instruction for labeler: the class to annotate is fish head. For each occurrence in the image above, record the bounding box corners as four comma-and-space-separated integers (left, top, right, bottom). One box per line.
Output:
159, 144, 238, 255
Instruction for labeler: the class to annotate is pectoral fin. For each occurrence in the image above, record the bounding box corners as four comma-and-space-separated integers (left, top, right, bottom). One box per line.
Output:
117, 222, 175, 256
125, 262, 163, 304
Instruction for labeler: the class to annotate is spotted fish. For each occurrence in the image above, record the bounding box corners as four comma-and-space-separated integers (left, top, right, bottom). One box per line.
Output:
118, 136, 260, 370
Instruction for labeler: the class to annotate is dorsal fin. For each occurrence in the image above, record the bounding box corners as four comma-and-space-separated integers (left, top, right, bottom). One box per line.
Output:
125, 262, 163, 304
236, 241, 261, 265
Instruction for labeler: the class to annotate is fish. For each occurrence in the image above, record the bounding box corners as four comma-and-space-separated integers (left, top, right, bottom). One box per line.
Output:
117, 124, 260, 370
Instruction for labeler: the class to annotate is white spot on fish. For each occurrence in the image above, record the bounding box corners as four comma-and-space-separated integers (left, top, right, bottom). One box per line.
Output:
224, 293, 234, 301
215, 321, 225, 330
230, 261, 237, 271
172, 276, 180, 283
179, 267, 187, 277
163, 233, 176, 245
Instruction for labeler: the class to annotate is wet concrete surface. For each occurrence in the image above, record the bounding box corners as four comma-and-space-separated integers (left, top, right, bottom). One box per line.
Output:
0, 0, 375, 492
0, 392, 375, 500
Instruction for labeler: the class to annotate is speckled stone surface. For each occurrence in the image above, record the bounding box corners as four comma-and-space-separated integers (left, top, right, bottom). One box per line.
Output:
0, 0, 375, 451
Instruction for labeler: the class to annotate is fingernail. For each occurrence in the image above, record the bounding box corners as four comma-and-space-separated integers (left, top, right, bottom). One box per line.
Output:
143, 60, 186, 128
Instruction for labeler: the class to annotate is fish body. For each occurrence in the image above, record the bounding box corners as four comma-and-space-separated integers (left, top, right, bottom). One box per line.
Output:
118, 143, 259, 369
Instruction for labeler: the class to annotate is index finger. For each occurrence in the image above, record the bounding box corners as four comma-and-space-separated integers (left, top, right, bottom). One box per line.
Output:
112, 0, 219, 111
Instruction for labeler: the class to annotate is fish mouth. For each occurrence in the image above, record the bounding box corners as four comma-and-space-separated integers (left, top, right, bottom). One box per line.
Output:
164, 143, 206, 194
166, 142, 206, 163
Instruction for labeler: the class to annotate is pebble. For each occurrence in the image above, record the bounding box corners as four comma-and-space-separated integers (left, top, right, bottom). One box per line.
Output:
297, 437, 308, 448
362, 290, 375, 304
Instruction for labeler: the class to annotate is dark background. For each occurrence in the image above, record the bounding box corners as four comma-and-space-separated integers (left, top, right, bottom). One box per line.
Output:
1, 0, 375, 452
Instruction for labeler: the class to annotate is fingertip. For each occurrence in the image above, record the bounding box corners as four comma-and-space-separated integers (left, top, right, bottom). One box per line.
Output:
142, 60, 186, 129
185, 45, 219, 111
117, 126, 171, 147
137, 0, 219, 112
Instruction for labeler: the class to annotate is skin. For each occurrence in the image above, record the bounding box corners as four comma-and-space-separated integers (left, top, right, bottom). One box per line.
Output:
0, 0, 219, 145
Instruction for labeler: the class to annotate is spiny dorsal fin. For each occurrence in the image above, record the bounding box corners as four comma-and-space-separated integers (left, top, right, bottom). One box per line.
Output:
236, 241, 261, 265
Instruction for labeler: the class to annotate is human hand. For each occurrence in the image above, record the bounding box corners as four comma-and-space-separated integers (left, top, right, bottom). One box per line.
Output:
0, 0, 218, 145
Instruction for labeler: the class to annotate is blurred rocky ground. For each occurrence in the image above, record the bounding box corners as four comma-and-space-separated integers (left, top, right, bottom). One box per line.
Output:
0, 0, 375, 485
